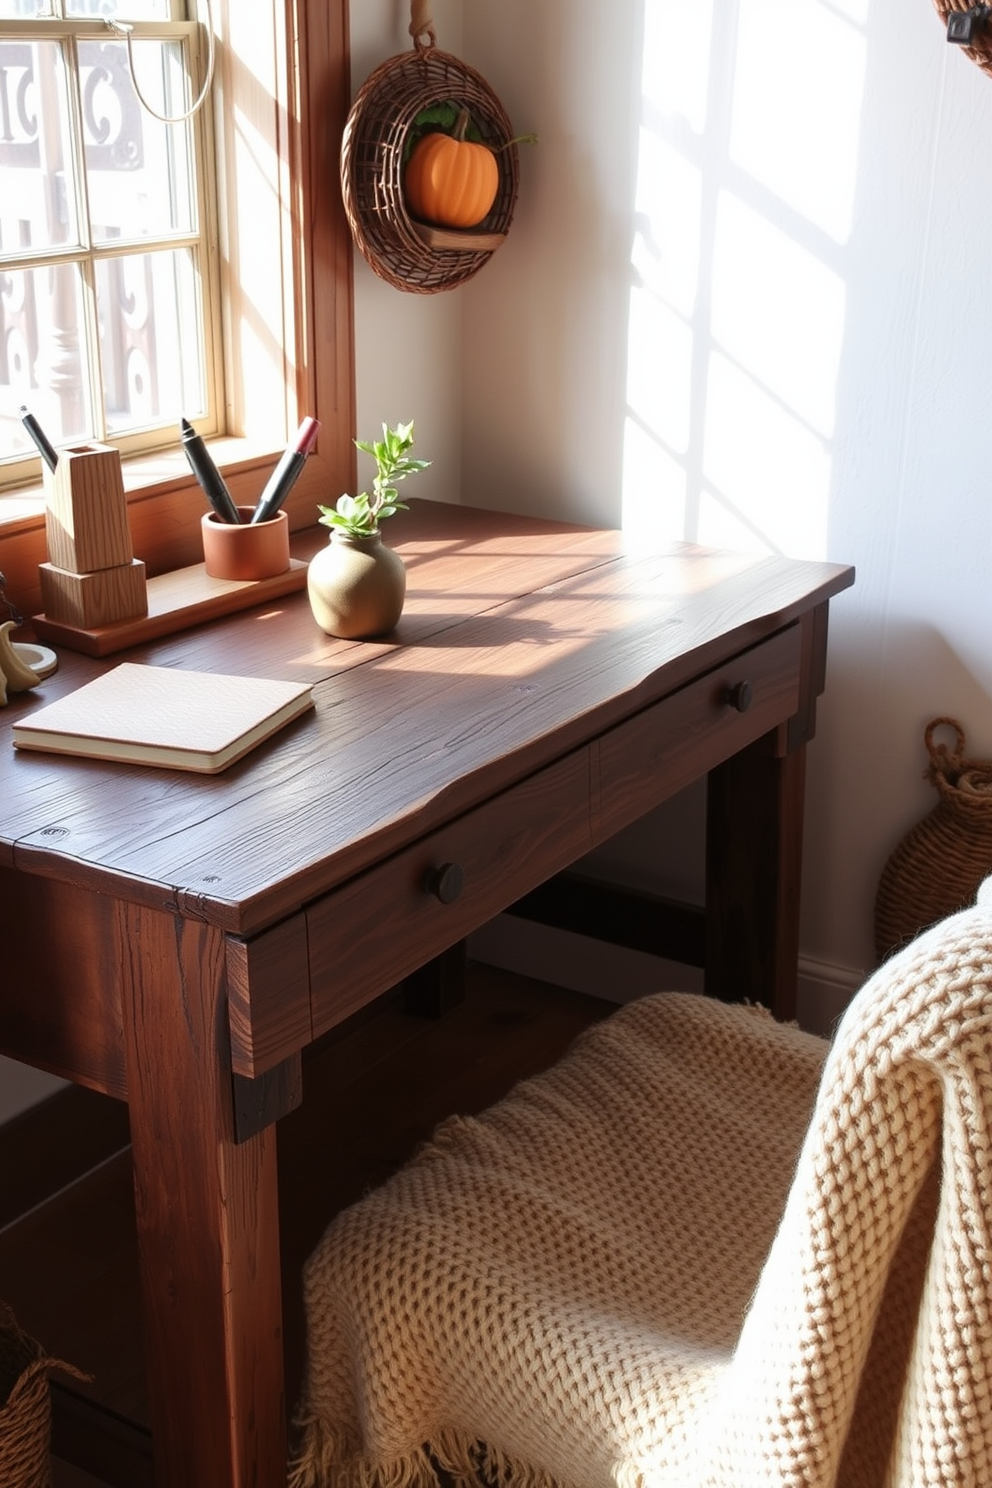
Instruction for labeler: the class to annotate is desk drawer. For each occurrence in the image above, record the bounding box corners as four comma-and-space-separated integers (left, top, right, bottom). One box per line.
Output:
307, 744, 592, 1042
231, 625, 802, 1075
593, 625, 802, 844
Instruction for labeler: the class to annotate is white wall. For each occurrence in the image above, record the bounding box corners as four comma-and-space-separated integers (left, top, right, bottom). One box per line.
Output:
349, 0, 465, 508
351, 0, 992, 1025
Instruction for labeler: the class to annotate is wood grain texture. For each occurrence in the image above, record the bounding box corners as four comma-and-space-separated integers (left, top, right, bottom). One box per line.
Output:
592, 627, 802, 845
116, 902, 285, 1488
39, 559, 148, 630
0, 867, 127, 1095
307, 743, 593, 1043
34, 558, 308, 657
43, 446, 133, 574
0, 507, 852, 939
228, 916, 312, 1078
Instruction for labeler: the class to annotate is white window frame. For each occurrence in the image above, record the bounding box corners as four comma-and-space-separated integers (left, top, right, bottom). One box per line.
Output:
0, 10, 225, 490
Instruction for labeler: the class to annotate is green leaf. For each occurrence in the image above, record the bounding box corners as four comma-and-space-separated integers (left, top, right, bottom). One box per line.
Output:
330, 421, 430, 533
413, 102, 460, 130
402, 103, 485, 163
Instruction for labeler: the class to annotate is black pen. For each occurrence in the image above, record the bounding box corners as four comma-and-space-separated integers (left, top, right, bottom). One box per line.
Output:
251, 417, 320, 524
180, 418, 242, 524
19, 405, 58, 472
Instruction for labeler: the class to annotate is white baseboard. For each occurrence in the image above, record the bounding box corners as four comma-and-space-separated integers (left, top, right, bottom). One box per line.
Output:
469, 916, 863, 1040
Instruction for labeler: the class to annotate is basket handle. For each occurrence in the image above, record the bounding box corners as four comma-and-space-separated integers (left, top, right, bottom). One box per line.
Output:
409, 0, 437, 51
924, 716, 966, 779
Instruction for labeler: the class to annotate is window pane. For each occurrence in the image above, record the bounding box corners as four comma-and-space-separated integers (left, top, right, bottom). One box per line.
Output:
80, 37, 195, 240
66, 2, 175, 16
1, 261, 90, 457
0, 39, 80, 250
96, 245, 203, 434
0, 4, 52, 17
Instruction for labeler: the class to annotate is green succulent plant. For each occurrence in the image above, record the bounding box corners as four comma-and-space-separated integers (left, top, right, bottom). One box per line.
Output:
318, 421, 430, 539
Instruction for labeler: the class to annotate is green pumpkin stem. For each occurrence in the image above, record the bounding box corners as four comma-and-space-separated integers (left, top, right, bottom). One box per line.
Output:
453, 107, 471, 143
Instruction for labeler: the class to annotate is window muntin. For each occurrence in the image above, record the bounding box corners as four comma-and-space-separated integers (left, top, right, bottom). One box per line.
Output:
0, 2, 219, 485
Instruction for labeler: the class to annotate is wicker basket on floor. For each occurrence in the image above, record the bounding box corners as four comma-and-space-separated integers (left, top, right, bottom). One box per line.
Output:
0, 1302, 87, 1488
875, 717, 992, 962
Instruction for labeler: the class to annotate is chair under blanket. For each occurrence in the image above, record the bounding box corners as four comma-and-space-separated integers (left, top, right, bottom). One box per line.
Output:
290, 880, 992, 1488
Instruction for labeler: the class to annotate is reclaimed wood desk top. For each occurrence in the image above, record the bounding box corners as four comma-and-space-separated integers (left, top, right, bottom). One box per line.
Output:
1, 500, 851, 930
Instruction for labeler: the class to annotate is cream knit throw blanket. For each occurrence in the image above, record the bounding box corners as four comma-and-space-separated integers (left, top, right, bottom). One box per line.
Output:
291, 883, 992, 1488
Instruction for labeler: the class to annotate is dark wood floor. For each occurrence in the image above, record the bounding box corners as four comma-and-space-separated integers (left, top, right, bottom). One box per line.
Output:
0, 961, 614, 1488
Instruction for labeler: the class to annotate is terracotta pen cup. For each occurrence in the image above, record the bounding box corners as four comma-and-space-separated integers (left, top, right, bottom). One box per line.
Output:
201, 507, 290, 581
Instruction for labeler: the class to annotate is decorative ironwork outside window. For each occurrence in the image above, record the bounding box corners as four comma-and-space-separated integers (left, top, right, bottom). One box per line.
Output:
0, 0, 220, 487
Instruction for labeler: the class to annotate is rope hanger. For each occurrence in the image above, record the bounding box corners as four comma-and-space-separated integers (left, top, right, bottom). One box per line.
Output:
408, 0, 437, 52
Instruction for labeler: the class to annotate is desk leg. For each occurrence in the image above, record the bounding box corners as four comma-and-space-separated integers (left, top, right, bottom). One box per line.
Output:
705, 730, 806, 1021
116, 902, 286, 1488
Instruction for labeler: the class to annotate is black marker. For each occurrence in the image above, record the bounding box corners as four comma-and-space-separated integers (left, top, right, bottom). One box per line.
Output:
180, 418, 242, 523
19, 405, 58, 472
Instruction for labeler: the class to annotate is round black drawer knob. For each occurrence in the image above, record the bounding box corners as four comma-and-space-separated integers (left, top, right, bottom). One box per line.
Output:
427, 862, 465, 904
726, 680, 753, 713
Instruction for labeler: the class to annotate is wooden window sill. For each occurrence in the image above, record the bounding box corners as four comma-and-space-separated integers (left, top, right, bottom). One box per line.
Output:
0, 436, 283, 533
0, 439, 335, 623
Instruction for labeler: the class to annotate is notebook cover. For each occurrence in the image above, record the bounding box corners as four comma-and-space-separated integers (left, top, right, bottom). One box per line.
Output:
11, 663, 314, 773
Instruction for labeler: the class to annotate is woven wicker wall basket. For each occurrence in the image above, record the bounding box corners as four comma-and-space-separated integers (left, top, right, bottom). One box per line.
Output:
874, 718, 992, 962
341, 41, 521, 295
0, 1301, 87, 1488
932, 0, 992, 79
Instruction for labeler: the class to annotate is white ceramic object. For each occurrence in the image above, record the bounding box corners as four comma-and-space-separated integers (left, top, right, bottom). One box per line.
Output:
13, 641, 59, 679
0, 622, 58, 706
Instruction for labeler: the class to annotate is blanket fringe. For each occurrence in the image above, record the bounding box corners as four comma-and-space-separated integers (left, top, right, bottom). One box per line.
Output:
473, 1438, 582, 1488
288, 1417, 568, 1488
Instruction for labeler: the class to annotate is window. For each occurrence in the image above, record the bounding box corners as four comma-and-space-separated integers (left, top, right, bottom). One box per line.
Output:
0, 0, 355, 619
0, 0, 221, 487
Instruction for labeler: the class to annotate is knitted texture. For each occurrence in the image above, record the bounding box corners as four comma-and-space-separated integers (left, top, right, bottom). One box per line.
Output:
291, 885, 992, 1488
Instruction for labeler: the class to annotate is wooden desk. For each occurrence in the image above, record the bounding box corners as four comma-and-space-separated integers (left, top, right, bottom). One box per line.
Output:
0, 501, 853, 1487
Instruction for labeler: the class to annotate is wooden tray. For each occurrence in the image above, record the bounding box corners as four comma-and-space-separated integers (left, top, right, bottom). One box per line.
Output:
33, 558, 309, 657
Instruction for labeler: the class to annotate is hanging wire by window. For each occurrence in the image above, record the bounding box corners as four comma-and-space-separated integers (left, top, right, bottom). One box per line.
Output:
106, 0, 215, 124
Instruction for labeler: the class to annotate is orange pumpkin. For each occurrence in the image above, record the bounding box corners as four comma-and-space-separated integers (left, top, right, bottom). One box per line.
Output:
404, 108, 499, 230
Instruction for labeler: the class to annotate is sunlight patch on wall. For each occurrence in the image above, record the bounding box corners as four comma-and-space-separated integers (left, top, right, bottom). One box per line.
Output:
730, 0, 868, 243
711, 194, 846, 436
641, 0, 715, 133
700, 352, 831, 553
622, 0, 867, 559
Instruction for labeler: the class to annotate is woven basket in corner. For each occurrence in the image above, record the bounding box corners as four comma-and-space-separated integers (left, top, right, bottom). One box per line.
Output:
0, 1301, 87, 1488
874, 717, 992, 963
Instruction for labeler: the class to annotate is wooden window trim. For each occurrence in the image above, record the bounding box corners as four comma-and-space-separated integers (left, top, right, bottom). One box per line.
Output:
0, 0, 355, 623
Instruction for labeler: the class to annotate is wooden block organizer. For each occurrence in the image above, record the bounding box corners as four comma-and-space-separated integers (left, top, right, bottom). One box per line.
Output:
39, 444, 148, 631
33, 443, 308, 657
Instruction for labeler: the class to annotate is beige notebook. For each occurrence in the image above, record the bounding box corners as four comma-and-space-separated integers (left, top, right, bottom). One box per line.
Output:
12, 663, 314, 773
